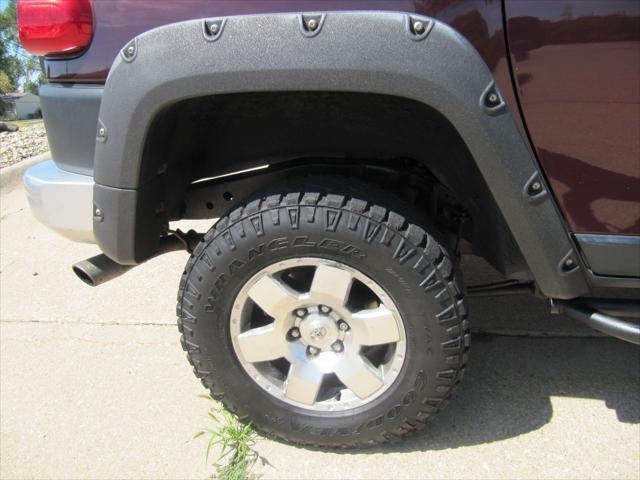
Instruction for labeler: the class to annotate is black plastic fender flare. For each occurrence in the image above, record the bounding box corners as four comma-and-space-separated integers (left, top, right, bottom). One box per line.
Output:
92, 11, 589, 299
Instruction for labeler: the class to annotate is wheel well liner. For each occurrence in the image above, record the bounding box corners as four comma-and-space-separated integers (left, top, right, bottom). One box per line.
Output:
148, 91, 528, 280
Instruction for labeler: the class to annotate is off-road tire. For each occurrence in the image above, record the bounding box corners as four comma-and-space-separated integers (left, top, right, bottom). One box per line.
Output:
177, 181, 469, 448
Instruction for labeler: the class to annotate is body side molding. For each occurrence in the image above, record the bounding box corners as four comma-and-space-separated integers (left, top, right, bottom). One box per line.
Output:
576, 234, 640, 278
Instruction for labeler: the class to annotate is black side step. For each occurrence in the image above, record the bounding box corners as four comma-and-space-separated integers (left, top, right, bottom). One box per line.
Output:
552, 299, 640, 345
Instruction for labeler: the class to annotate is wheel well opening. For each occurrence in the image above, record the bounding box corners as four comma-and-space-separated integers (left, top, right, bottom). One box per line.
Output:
143, 91, 530, 280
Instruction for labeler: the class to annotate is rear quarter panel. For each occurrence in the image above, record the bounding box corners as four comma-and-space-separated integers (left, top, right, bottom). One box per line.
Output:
45, 0, 521, 119
505, 0, 640, 235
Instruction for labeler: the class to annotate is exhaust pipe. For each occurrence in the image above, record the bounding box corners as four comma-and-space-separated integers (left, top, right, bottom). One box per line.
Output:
72, 254, 135, 287
72, 231, 203, 287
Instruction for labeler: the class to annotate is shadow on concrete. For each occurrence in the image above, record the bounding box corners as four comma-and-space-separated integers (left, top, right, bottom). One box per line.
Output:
340, 256, 640, 453
383, 334, 640, 453
317, 332, 639, 454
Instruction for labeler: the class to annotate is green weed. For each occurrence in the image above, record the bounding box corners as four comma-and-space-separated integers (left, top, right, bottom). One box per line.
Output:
194, 395, 268, 480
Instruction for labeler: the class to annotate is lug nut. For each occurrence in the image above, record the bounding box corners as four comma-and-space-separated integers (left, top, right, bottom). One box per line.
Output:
289, 327, 301, 339
338, 321, 349, 331
125, 45, 135, 56
531, 181, 542, 191
488, 93, 499, 104
320, 305, 331, 314
331, 341, 344, 353
209, 23, 219, 34
307, 346, 320, 356
413, 21, 425, 33
306, 18, 318, 30
295, 308, 307, 318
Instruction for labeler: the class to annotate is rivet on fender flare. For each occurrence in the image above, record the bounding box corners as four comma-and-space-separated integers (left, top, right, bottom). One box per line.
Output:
523, 172, 548, 203
203, 19, 226, 42
96, 120, 107, 143
93, 204, 104, 222
299, 13, 325, 37
480, 81, 507, 116
121, 39, 137, 63
406, 15, 433, 41
559, 251, 580, 275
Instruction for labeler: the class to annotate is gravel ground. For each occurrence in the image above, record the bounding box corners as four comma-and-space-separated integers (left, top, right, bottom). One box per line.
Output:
0, 121, 49, 168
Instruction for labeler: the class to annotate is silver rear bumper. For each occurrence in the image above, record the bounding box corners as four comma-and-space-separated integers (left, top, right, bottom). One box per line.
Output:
23, 160, 95, 243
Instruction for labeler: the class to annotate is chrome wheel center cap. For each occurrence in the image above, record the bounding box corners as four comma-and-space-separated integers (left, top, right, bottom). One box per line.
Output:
310, 326, 327, 340
299, 313, 338, 349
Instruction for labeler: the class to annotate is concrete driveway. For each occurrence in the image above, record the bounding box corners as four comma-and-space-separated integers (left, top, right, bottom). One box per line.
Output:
1, 164, 639, 479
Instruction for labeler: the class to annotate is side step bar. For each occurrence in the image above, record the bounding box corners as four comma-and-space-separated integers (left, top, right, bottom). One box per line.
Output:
552, 299, 640, 345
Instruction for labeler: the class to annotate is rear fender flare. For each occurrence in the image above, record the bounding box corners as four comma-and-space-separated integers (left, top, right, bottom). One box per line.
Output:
93, 11, 589, 299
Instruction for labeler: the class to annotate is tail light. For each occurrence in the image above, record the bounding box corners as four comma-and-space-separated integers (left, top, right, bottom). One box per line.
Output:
17, 0, 93, 57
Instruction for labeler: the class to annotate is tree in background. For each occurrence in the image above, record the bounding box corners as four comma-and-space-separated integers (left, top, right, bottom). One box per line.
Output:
22, 55, 44, 94
0, 0, 45, 113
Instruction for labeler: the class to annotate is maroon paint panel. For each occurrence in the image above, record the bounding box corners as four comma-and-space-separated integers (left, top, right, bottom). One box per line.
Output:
45, 0, 520, 119
506, 0, 640, 235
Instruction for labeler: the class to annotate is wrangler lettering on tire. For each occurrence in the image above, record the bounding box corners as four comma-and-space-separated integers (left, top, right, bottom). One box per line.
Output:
177, 183, 470, 447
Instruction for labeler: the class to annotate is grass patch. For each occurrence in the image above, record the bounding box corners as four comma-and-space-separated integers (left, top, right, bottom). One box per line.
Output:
10, 119, 43, 127
195, 395, 268, 480
1, 119, 44, 132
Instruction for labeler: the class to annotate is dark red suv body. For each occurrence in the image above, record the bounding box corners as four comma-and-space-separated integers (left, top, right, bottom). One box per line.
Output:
18, 0, 639, 448
40, 0, 640, 239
